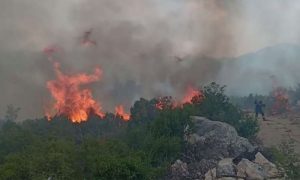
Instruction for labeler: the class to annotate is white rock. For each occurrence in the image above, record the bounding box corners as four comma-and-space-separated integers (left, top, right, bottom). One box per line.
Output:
254, 152, 281, 178
237, 158, 266, 180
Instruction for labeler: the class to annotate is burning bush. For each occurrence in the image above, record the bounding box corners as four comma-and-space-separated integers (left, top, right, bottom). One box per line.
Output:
271, 87, 290, 115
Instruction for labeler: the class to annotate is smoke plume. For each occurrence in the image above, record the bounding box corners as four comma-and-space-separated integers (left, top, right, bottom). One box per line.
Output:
1, 0, 300, 120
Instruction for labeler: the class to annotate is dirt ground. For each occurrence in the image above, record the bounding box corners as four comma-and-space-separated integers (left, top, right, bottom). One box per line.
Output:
257, 111, 300, 154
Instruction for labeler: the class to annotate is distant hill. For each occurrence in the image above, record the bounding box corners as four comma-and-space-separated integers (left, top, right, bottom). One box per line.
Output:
238, 43, 300, 64
218, 43, 300, 96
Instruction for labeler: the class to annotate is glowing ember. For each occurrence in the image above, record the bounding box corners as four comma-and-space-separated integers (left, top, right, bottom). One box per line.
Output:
155, 98, 164, 110
46, 62, 105, 123
45, 111, 52, 121
115, 105, 130, 121
155, 96, 175, 110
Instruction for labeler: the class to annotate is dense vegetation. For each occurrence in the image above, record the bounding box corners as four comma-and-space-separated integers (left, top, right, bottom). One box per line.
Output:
0, 83, 259, 179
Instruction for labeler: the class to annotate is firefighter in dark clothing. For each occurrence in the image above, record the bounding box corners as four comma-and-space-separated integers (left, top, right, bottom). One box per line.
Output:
255, 100, 266, 121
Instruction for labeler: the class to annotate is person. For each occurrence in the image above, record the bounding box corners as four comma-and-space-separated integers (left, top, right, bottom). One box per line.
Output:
255, 100, 266, 121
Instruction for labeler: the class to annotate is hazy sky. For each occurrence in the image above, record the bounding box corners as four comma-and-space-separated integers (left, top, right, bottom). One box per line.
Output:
1, 0, 300, 120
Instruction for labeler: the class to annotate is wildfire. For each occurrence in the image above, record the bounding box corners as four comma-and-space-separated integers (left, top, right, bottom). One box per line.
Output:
115, 105, 130, 121
181, 86, 203, 104
271, 87, 290, 115
46, 62, 105, 123
155, 96, 174, 110
155, 86, 204, 110
155, 99, 164, 110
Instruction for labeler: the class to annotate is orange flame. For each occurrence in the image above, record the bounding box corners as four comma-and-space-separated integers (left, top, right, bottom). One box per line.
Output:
115, 105, 130, 121
155, 86, 204, 110
272, 87, 290, 115
181, 86, 203, 104
46, 62, 105, 123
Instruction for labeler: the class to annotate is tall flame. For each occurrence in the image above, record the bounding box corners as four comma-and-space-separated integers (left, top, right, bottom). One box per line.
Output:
46, 62, 105, 123
115, 105, 130, 121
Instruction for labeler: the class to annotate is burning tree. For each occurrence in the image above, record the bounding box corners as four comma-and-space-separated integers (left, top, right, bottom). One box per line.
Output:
115, 105, 130, 121
155, 86, 204, 110
155, 96, 174, 110
46, 62, 105, 123
181, 86, 204, 105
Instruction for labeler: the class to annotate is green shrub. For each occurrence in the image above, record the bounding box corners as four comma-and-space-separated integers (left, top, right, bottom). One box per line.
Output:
0, 82, 260, 179
80, 139, 149, 180
0, 153, 30, 180
194, 82, 259, 138
270, 140, 300, 179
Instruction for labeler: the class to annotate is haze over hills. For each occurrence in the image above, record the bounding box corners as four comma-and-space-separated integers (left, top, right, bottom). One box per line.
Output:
1, 43, 300, 120
218, 43, 300, 96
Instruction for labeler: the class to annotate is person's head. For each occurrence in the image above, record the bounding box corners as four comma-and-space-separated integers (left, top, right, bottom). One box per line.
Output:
259, 100, 263, 104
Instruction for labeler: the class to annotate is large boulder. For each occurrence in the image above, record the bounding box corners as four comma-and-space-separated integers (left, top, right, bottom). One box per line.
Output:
175, 116, 257, 179
185, 116, 256, 160
170, 116, 283, 179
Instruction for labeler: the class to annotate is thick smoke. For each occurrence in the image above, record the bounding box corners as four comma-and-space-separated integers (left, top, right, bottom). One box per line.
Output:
0, 0, 300, 120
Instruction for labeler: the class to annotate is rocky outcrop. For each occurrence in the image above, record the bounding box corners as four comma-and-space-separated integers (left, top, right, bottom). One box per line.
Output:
181, 116, 256, 178
169, 116, 284, 180
205, 153, 284, 180
185, 116, 256, 160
